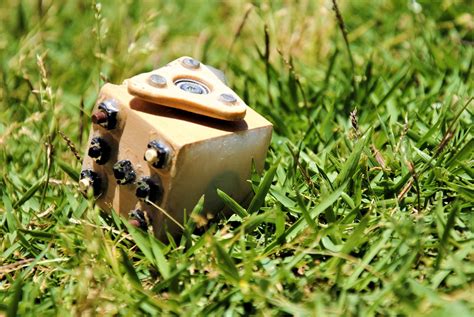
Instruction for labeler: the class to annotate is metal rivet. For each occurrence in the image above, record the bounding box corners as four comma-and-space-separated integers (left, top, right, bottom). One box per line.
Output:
144, 141, 169, 169
181, 57, 200, 69
79, 178, 91, 192
144, 148, 159, 164
148, 74, 167, 88
91, 110, 108, 124
219, 93, 237, 105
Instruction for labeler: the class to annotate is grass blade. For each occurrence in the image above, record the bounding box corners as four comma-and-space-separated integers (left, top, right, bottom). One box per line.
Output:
217, 189, 248, 218
7, 273, 23, 317
13, 176, 46, 209
150, 235, 170, 279
57, 159, 79, 181
120, 248, 142, 288
212, 238, 239, 283
295, 191, 317, 230
334, 130, 371, 187
247, 160, 279, 214
122, 219, 154, 263
265, 180, 349, 253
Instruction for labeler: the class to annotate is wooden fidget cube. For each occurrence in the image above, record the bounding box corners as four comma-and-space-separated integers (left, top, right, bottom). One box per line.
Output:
80, 57, 272, 238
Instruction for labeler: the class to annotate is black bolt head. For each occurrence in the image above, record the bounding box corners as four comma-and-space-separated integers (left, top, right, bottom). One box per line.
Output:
135, 177, 161, 203
113, 160, 136, 185
79, 169, 102, 196
145, 141, 169, 169
88, 137, 110, 165
96, 99, 119, 130
129, 209, 148, 231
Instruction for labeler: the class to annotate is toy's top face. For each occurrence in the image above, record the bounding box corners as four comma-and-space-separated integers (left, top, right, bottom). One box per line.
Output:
127, 57, 247, 121
95, 83, 271, 147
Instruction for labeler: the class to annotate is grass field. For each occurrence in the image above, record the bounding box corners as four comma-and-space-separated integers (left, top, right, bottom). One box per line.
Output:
1, 0, 473, 316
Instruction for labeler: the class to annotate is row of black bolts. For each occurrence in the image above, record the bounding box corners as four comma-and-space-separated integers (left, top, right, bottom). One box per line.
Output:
80, 163, 161, 203
88, 137, 169, 169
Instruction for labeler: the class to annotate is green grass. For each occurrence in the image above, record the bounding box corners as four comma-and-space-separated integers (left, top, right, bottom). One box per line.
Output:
1, 0, 473, 315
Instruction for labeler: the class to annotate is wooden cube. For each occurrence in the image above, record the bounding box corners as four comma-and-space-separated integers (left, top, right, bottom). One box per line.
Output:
80, 57, 272, 238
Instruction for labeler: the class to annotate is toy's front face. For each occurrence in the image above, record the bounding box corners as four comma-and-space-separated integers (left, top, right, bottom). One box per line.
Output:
80, 57, 272, 239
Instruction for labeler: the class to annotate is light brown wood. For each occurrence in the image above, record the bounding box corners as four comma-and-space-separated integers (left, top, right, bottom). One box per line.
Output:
126, 57, 247, 121
81, 80, 272, 240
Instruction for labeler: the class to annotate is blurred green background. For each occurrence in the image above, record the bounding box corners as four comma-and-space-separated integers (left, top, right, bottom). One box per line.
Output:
0, 0, 473, 316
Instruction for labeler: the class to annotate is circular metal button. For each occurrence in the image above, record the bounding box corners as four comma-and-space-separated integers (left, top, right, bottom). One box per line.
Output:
148, 74, 167, 88
174, 79, 209, 95
219, 93, 237, 105
181, 58, 200, 69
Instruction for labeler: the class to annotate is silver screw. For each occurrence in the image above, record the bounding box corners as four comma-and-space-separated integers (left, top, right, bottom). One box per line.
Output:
174, 79, 209, 95
181, 58, 200, 69
148, 74, 167, 88
219, 93, 237, 105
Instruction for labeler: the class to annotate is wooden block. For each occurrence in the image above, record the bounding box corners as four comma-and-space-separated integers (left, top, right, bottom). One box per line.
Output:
81, 70, 272, 239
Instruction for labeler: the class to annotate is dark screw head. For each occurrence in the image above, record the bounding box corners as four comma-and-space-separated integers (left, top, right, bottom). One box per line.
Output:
129, 209, 148, 231
93, 99, 119, 130
135, 181, 151, 199
88, 146, 101, 158
79, 169, 102, 196
113, 160, 136, 185
88, 137, 110, 165
135, 177, 161, 203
